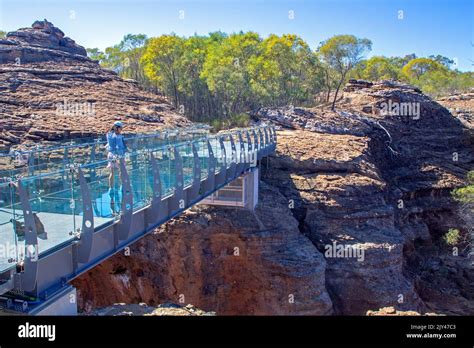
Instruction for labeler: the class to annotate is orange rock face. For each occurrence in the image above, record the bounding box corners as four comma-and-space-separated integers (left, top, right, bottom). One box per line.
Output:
73, 183, 334, 315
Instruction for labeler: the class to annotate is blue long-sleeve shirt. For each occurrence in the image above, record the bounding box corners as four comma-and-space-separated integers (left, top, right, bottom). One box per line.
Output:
106, 132, 127, 156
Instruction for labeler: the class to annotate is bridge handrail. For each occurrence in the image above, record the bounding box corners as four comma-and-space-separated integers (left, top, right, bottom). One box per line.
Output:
0, 124, 276, 282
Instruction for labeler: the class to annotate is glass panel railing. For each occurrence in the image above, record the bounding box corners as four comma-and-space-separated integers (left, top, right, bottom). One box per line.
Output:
210, 137, 224, 174
239, 134, 249, 164
194, 139, 209, 180
19, 171, 78, 257
176, 142, 194, 187
0, 182, 20, 273
223, 135, 233, 169
234, 133, 242, 165
153, 147, 174, 197
0, 124, 275, 265
81, 159, 120, 227
126, 151, 153, 211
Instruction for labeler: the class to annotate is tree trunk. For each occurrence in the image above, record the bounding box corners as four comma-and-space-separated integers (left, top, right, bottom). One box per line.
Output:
325, 69, 331, 102
331, 72, 346, 111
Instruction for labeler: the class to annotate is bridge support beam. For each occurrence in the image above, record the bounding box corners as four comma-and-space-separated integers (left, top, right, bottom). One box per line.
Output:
29, 285, 77, 316
199, 167, 259, 210
0, 125, 276, 314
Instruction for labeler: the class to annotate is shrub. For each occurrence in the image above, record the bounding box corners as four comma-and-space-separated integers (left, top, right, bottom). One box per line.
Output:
443, 228, 461, 246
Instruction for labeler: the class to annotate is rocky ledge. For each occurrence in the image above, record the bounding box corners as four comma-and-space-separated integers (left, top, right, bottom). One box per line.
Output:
254, 81, 473, 315
87, 303, 215, 316
0, 20, 190, 154
0, 19, 87, 64
366, 306, 438, 316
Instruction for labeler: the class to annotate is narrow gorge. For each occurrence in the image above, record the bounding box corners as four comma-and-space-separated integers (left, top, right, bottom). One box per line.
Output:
74, 81, 474, 315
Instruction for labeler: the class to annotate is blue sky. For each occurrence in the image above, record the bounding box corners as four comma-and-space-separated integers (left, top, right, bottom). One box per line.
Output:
0, 0, 472, 71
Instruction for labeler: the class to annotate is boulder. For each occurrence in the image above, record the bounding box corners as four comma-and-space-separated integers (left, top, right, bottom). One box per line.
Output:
4, 19, 87, 61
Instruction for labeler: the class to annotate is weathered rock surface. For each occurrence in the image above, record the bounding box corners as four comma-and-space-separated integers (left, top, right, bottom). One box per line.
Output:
366, 306, 438, 316
258, 81, 473, 315
73, 80, 472, 316
265, 130, 425, 314
0, 19, 88, 64
0, 20, 190, 153
438, 90, 474, 129
73, 182, 333, 315
87, 303, 215, 316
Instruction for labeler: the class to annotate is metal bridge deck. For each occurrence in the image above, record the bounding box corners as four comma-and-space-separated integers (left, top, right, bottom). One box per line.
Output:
0, 124, 276, 312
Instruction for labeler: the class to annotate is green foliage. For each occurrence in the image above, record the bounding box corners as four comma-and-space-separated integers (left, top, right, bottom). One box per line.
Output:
429, 54, 455, 68
452, 171, 474, 204
352, 56, 400, 80
319, 35, 372, 70
231, 113, 251, 127
87, 34, 151, 91
400, 58, 474, 97
86, 48, 106, 63
389, 54, 417, 69
443, 228, 461, 246
140, 31, 323, 121
318, 35, 372, 110
402, 57, 448, 80
351, 54, 474, 97
141, 34, 185, 106
201, 32, 262, 115
259, 34, 324, 106
0, 30, 6, 39
95, 31, 473, 125
210, 113, 251, 132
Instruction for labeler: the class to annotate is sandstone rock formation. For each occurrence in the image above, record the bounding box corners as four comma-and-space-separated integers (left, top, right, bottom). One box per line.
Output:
366, 306, 438, 316
265, 130, 425, 314
438, 90, 474, 129
0, 20, 190, 153
0, 19, 88, 64
254, 81, 473, 315
2, 22, 472, 316
73, 182, 334, 315
72, 79, 473, 315
88, 303, 215, 316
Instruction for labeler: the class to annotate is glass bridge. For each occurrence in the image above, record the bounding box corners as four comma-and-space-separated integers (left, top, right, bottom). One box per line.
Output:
0, 124, 276, 302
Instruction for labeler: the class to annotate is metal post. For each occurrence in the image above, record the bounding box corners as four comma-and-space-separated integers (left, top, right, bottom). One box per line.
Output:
216, 137, 226, 186
169, 146, 184, 213
76, 167, 94, 263
117, 158, 133, 241
17, 180, 38, 293
202, 140, 216, 194
227, 134, 237, 180
187, 142, 201, 201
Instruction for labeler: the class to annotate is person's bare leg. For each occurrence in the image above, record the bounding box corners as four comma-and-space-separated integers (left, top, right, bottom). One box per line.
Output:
108, 167, 114, 188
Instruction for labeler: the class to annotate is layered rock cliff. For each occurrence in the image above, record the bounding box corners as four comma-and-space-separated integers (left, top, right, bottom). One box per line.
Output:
73, 81, 473, 315
257, 80, 474, 314
0, 20, 189, 153
1, 22, 472, 316
73, 183, 334, 315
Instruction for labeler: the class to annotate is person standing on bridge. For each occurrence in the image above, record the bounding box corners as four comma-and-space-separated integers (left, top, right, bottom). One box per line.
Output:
106, 121, 127, 215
